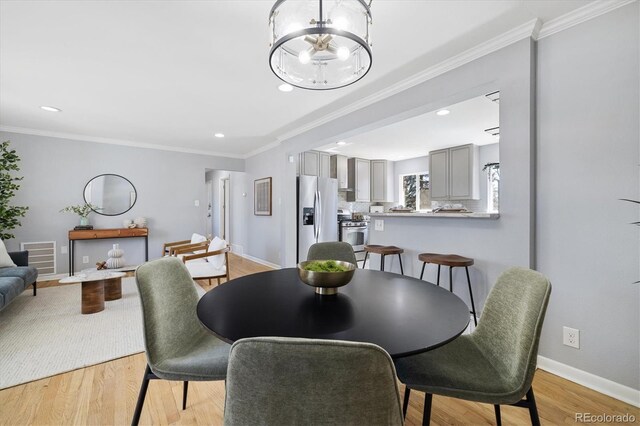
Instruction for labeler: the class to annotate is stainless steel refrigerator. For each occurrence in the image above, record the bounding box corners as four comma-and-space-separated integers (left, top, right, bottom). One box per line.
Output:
297, 176, 338, 262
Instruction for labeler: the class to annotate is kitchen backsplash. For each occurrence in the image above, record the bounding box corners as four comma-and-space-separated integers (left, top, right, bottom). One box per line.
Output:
337, 192, 395, 214
338, 192, 488, 213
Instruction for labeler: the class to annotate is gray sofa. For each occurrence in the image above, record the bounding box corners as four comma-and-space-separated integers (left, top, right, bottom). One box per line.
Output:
0, 250, 38, 311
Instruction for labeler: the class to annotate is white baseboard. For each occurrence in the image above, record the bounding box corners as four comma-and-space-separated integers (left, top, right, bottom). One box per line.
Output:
537, 356, 640, 408
237, 253, 281, 270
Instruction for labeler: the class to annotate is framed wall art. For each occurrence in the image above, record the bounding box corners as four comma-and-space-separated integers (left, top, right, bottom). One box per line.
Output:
254, 177, 272, 216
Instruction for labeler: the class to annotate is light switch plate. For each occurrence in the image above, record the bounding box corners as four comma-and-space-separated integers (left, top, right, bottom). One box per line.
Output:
194, 199, 200, 207
374, 220, 384, 231
61, 246, 68, 254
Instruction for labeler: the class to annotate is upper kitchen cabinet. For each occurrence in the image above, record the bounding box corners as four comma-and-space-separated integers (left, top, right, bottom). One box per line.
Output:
429, 144, 480, 200
370, 160, 395, 202
299, 151, 331, 177
330, 154, 349, 190
319, 152, 331, 178
347, 158, 370, 202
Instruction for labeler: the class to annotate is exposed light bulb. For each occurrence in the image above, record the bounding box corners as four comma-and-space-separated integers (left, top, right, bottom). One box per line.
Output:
436, 109, 450, 116
214, 133, 225, 138
298, 50, 311, 64
337, 141, 347, 146
278, 83, 293, 92
337, 46, 350, 61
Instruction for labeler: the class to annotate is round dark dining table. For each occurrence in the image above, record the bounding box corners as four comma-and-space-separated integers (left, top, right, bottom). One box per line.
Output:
196, 268, 470, 358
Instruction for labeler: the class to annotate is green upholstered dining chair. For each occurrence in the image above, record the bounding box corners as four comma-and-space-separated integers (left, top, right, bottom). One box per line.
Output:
394, 267, 551, 426
223, 337, 404, 426
307, 241, 357, 265
132, 257, 230, 426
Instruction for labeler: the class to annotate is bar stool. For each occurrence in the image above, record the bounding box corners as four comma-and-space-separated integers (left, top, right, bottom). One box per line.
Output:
363, 245, 404, 275
418, 253, 477, 326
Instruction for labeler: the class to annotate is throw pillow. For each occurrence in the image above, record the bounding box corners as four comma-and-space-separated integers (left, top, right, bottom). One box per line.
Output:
190, 233, 208, 254
206, 237, 227, 269
0, 239, 17, 268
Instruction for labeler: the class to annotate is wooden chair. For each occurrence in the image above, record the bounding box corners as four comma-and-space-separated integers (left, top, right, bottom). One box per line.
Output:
161, 233, 209, 257
174, 243, 230, 286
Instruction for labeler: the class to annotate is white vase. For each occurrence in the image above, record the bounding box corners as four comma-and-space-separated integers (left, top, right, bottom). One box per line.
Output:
134, 217, 147, 228
122, 219, 133, 228
106, 244, 125, 269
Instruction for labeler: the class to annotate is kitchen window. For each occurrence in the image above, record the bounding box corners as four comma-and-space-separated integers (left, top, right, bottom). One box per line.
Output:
399, 172, 430, 211
485, 163, 500, 212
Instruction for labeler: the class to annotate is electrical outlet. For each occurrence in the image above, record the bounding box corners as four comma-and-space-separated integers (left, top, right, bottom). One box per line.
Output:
61, 246, 68, 254
194, 199, 200, 207
563, 326, 580, 349
82, 256, 89, 264
374, 220, 384, 231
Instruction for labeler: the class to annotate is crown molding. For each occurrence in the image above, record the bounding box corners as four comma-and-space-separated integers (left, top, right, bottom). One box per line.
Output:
537, 0, 637, 39
274, 19, 541, 144
243, 139, 281, 159
0, 125, 245, 159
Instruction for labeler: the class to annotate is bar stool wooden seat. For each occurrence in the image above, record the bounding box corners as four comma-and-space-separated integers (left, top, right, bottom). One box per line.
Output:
418, 253, 477, 325
363, 245, 404, 275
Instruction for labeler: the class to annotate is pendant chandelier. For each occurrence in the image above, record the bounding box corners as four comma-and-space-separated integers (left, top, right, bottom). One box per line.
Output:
269, 0, 373, 90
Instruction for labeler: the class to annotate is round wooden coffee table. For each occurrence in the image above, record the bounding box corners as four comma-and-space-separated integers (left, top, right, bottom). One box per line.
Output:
59, 271, 127, 314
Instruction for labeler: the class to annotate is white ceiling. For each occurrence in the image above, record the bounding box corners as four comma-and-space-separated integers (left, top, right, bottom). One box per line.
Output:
317, 93, 500, 161
0, 1, 593, 157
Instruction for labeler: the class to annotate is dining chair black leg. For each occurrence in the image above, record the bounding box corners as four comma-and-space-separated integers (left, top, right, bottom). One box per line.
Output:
494, 404, 502, 426
182, 381, 189, 410
419, 262, 426, 280
422, 392, 433, 426
132, 365, 153, 426
436, 265, 441, 286
449, 266, 453, 292
380, 254, 385, 271
33, 282, 37, 296
402, 387, 411, 418
527, 387, 541, 426
465, 266, 478, 326
362, 252, 369, 269
398, 254, 404, 275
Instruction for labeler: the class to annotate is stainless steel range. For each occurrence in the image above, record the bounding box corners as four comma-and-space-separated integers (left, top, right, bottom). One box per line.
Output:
337, 209, 369, 257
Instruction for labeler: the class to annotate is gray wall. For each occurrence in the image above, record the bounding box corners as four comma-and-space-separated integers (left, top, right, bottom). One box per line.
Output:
1, 131, 244, 273
242, 4, 640, 392
536, 3, 639, 389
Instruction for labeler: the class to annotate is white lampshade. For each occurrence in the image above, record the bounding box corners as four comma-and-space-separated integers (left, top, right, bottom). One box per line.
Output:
269, 0, 372, 90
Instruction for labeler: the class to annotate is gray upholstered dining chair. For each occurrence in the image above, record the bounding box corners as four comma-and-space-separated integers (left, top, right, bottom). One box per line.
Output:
132, 257, 230, 426
223, 337, 404, 426
394, 267, 551, 426
307, 241, 357, 265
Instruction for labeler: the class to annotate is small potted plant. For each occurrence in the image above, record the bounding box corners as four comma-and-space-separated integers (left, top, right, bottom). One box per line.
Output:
60, 203, 100, 227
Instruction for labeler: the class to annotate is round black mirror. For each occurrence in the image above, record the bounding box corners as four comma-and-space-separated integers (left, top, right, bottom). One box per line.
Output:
83, 174, 137, 216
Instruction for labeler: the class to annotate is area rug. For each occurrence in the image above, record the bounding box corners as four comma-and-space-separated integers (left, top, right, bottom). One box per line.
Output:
0, 278, 149, 389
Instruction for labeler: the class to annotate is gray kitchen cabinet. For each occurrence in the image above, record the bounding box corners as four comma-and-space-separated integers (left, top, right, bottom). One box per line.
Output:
347, 157, 370, 202
330, 154, 349, 190
299, 151, 319, 176
319, 152, 331, 178
370, 159, 395, 202
429, 144, 479, 200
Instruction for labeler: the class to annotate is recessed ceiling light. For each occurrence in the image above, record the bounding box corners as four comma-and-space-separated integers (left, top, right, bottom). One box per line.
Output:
436, 109, 450, 116
40, 106, 61, 112
214, 133, 225, 138
278, 83, 293, 92
336, 141, 347, 146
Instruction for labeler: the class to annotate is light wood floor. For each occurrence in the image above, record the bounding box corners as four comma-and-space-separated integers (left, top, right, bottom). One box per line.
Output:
1, 253, 637, 425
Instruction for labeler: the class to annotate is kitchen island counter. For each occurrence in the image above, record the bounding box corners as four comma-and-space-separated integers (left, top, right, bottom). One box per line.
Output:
368, 211, 499, 219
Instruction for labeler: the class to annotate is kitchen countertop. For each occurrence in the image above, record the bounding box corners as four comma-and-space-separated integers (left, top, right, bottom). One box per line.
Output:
368, 211, 500, 219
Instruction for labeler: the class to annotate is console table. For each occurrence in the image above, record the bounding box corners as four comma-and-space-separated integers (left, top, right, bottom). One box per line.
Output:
68, 228, 149, 275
